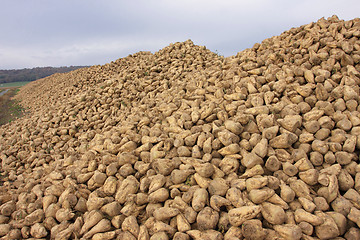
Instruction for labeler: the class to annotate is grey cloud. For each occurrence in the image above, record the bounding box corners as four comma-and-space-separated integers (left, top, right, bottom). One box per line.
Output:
0, 0, 359, 69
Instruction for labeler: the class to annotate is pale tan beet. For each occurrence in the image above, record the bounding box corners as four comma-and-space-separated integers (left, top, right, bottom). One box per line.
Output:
313, 197, 329, 211
23, 209, 42, 226
210, 195, 231, 211
101, 201, 122, 217
71, 216, 83, 238
261, 202, 286, 225
86, 194, 107, 212
327, 212, 347, 236
183, 206, 197, 225
280, 182, 296, 203
115, 230, 136, 239
294, 209, 324, 226
55, 208, 75, 222
0, 215, 8, 225
92, 231, 117, 240
193, 173, 210, 188
298, 197, 316, 212
224, 120, 243, 135
187, 229, 223, 240
298, 169, 319, 185
228, 206, 261, 226
273, 224, 302, 240
344, 188, 360, 209
347, 207, 360, 228
148, 174, 166, 193
21, 226, 30, 239
0, 201, 15, 217
75, 197, 88, 213
208, 178, 229, 196
122, 215, 140, 238
30, 223, 48, 238
148, 188, 169, 203
111, 215, 126, 229
55, 227, 73, 240
138, 225, 150, 240
115, 176, 139, 204
240, 164, 265, 178
196, 207, 219, 230
219, 157, 239, 175
173, 232, 190, 240
153, 207, 179, 221
0, 224, 11, 237
223, 226, 242, 240
194, 163, 214, 178
267, 193, 289, 210
80, 210, 103, 235
314, 211, 340, 239
245, 176, 268, 191
338, 169, 354, 191
170, 169, 194, 185
248, 187, 274, 204
331, 196, 353, 216
355, 172, 360, 192
150, 231, 169, 240
153, 221, 176, 236
192, 188, 208, 212
7, 228, 21, 239
345, 227, 360, 240
242, 219, 266, 240
289, 180, 311, 200
176, 214, 191, 233
298, 221, 313, 236
50, 222, 70, 237
83, 219, 111, 239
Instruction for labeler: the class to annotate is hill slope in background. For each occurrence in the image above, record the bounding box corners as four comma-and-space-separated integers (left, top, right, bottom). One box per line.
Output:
1, 15, 360, 239
0, 66, 88, 84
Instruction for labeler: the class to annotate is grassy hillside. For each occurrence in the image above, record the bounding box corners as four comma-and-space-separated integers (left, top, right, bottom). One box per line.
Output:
0, 81, 30, 88
0, 66, 88, 84
0, 88, 25, 125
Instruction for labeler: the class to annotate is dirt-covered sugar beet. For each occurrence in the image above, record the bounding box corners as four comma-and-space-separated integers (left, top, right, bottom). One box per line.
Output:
1, 15, 360, 239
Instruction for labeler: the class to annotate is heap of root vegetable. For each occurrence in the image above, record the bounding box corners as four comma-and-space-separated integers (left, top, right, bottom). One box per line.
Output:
1, 15, 360, 239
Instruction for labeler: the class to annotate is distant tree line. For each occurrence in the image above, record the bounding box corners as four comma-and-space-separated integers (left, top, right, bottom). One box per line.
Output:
0, 66, 88, 84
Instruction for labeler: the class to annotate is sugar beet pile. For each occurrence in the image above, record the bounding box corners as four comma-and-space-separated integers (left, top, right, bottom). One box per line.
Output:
1, 15, 360, 240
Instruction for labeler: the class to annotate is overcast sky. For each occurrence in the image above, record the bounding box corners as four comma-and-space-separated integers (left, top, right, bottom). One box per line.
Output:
0, 0, 359, 69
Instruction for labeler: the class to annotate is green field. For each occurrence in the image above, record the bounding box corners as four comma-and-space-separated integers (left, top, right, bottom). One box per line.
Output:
0, 81, 30, 88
